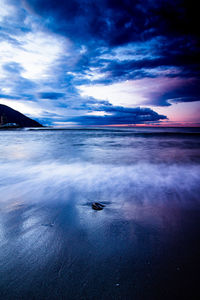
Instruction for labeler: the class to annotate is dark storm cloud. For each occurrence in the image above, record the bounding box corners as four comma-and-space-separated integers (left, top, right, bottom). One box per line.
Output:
69, 34, 200, 85
156, 79, 200, 106
25, 0, 199, 46
169, 96, 200, 104
23, 0, 200, 108
68, 106, 167, 125
0, 93, 19, 100
38, 92, 65, 100
100, 46, 200, 81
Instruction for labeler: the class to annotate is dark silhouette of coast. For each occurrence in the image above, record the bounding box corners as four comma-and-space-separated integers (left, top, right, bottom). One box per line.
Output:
0, 104, 42, 128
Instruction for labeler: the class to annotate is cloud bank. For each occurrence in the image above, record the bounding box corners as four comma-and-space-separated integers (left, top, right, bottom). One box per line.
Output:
0, 0, 199, 125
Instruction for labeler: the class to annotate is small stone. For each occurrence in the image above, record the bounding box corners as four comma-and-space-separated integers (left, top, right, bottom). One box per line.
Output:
92, 202, 105, 210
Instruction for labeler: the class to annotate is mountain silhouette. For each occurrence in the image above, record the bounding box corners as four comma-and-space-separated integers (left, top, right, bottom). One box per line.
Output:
0, 104, 42, 127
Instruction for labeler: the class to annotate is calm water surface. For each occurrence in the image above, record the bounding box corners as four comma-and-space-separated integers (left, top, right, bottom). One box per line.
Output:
0, 127, 200, 299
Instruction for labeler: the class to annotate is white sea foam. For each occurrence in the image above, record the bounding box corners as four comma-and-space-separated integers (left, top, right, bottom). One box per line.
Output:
0, 160, 199, 209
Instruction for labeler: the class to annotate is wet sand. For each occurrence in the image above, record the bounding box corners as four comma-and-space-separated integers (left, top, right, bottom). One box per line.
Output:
0, 198, 199, 299
0, 128, 200, 299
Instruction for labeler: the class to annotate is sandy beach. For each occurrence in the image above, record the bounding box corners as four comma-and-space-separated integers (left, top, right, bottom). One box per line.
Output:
0, 128, 199, 299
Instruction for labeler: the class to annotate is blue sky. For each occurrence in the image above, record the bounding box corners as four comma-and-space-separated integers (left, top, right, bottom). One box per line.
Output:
0, 0, 199, 126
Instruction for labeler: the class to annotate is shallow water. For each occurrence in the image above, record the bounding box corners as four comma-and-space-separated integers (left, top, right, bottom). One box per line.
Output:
0, 127, 200, 299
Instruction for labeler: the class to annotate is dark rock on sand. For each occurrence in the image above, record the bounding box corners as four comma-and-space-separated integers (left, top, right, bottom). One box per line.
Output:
92, 202, 105, 210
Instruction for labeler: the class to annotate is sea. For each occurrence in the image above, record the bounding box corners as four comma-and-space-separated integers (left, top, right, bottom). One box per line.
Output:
0, 127, 200, 299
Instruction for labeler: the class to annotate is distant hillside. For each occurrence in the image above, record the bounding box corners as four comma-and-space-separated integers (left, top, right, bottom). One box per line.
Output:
0, 104, 42, 127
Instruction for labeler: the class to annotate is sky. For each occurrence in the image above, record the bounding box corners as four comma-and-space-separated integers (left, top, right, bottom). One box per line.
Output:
0, 0, 199, 126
